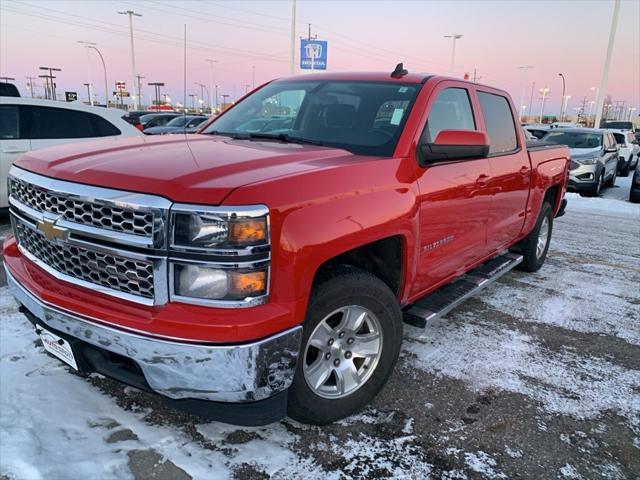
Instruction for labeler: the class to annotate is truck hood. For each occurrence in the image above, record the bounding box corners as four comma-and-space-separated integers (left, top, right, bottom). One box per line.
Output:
15, 134, 360, 204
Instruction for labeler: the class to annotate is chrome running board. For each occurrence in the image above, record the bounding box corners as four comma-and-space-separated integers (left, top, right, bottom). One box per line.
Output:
403, 252, 523, 328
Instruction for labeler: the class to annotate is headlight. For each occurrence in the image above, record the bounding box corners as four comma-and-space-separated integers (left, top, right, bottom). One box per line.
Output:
574, 156, 599, 165
170, 204, 270, 306
171, 204, 269, 250
173, 263, 267, 301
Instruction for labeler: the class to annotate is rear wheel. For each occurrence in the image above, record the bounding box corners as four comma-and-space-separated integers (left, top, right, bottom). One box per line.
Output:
620, 161, 630, 177
517, 201, 553, 272
288, 266, 402, 424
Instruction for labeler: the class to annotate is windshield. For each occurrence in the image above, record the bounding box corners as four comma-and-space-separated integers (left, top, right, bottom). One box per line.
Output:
543, 131, 603, 149
203, 80, 421, 156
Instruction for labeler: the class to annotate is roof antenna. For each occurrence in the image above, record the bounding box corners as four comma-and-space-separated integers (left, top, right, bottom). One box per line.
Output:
391, 62, 408, 78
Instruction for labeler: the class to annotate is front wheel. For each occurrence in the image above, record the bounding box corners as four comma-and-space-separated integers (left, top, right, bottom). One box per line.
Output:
517, 201, 553, 272
287, 266, 402, 424
606, 166, 617, 187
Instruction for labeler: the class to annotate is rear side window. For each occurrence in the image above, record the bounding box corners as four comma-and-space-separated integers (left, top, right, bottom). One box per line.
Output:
613, 133, 625, 145
28, 106, 120, 139
423, 88, 475, 142
0, 105, 20, 139
478, 92, 518, 154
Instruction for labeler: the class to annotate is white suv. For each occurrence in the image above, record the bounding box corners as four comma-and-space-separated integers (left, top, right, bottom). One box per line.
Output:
610, 129, 640, 176
0, 97, 143, 209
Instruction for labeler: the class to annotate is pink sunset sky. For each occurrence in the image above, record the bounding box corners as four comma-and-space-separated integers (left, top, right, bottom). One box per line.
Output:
1, 0, 638, 115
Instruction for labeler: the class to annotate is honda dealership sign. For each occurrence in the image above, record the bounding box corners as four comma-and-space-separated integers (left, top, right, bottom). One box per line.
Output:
300, 40, 328, 70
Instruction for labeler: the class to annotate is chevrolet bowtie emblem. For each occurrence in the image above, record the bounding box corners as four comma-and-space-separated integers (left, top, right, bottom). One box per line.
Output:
37, 217, 69, 242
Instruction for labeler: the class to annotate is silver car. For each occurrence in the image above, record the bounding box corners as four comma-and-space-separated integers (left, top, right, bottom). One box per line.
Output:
542, 128, 619, 197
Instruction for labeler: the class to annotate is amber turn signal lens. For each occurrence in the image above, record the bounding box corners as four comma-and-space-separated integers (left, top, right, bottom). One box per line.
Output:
229, 218, 267, 245
229, 271, 267, 297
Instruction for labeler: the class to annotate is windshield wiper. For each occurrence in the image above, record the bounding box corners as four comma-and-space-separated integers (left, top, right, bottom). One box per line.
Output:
246, 132, 325, 146
206, 130, 324, 146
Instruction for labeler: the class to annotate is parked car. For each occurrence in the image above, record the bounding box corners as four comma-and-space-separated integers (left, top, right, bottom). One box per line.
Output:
524, 124, 551, 139
630, 162, 640, 203
0, 82, 20, 97
610, 129, 639, 176
601, 120, 635, 132
542, 128, 619, 196
3, 70, 569, 426
143, 115, 208, 135
139, 113, 182, 132
522, 127, 537, 141
0, 97, 143, 209
123, 110, 150, 131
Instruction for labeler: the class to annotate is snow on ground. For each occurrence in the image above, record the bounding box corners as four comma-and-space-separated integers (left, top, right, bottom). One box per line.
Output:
1, 191, 639, 479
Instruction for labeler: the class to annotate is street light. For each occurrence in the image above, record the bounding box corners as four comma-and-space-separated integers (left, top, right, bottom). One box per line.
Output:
538, 87, 550, 123
205, 58, 218, 115
558, 73, 566, 121
118, 10, 142, 110
39, 66, 61, 100
444, 34, 463, 73
518, 66, 534, 122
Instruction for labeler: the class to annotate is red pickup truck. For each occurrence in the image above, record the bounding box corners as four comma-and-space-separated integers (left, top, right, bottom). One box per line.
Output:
3, 68, 569, 425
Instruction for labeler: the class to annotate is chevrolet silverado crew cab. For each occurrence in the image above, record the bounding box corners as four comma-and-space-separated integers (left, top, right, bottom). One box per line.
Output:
4, 67, 569, 426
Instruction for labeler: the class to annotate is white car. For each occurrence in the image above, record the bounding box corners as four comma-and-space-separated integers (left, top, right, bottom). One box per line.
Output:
0, 97, 143, 209
610, 129, 639, 176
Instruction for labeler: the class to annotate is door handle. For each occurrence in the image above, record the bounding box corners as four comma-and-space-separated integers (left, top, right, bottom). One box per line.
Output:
475, 174, 490, 187
519, 166, 529, 175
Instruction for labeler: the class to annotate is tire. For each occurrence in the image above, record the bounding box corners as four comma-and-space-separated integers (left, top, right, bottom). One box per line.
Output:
287, 266, 403, 424
590, 171, 604, 197
516, 201, 553, 273
606, 167, 617, 187
630, 191, 640, 203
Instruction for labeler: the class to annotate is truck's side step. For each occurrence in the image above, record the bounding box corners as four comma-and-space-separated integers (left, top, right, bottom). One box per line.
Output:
403, 252, 523, 328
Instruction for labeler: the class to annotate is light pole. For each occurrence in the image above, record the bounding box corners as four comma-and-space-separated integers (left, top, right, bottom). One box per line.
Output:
39, 66, 61, 100
539, 87, 550, 123
252, 65, 256, 89
195, 82, 209, 109
562, 95, 571, 122
205, 58, 218, 115
148, 82, 164, 111
78, 41, 97, 105
558, 73, 566, 122
290, 0, 297, 75
444, 34, 463, 73
25, 77, 36, 98
118, 10, 142, 110
629, 107, 637, 121
518, 66, 534, 121
528, 81, 536, 123
215, 84, 220, 111
594, 0, 620, 129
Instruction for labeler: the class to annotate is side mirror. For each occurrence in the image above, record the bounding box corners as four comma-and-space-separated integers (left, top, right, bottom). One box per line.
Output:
417, 129, 490, 166
604, 146, 618, 153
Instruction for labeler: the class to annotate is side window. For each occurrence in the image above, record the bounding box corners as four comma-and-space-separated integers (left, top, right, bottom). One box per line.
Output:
0, 105, 20, 139
90, 114, 121, 136
423, 88, 475, 142
30, 106, 95, 139
477, 92, 518, 154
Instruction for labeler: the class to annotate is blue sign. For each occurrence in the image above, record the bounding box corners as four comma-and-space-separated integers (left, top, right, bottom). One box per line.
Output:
300, 40, 328, 70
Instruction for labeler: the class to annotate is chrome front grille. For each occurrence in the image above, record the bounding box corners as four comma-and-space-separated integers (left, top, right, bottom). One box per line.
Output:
9, 177, 155, 237
15, 222, 155, 299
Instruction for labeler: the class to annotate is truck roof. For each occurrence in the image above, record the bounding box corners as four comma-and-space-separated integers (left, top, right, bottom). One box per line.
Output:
274, 71, 433, 84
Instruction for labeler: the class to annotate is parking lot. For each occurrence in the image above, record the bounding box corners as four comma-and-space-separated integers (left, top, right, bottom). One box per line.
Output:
1, 177, 638, 480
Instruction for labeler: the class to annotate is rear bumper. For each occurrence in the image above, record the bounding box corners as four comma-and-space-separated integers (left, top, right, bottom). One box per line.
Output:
5, 264, 302, 405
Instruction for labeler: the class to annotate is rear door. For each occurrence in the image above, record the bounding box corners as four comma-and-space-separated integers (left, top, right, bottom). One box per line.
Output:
0, 104, 30, 208
27, 105, 122, 152
413, 84, 492, 294
476, 91, 531, 252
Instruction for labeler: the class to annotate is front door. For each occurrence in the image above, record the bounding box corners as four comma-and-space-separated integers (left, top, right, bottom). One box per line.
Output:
413, 85, 492, 295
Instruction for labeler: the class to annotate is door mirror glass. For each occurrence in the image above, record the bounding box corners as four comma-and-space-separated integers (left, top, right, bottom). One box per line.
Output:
417, 129, 490, 166
604, 146, 618, 153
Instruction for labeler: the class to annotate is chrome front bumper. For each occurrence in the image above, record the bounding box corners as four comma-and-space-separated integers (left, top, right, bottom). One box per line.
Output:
5, 266, 302, 403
